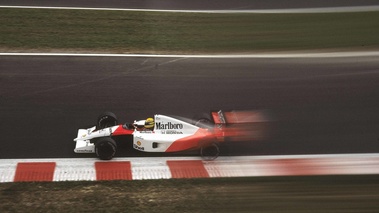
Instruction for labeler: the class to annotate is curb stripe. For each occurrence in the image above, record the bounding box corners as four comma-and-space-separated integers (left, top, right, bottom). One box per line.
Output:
2, 154, 379, 182
14, 162, 56, 182
95, 161, 132, 180
167, 160, 209, 178
268, 159, 327, 176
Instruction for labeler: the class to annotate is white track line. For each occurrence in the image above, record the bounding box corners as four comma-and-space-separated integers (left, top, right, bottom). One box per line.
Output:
1, 51, 379, 58
1, 5, 379, 13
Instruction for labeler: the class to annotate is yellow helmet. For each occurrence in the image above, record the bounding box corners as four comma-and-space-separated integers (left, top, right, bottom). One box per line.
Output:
144, 118, 154, 129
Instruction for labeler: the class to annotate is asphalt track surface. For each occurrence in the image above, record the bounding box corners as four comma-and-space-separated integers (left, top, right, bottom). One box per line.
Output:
1, 0, 379, 10
1, 1, 379, 159
1, 55, 379, 159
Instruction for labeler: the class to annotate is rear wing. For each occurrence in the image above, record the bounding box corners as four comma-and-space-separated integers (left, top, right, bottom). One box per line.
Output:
211, 110, 269, 125
211, 110, 226, 125
210, 109, 271, 142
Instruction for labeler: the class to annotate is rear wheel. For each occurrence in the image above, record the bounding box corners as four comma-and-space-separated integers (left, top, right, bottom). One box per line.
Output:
200, 143, 220, 161
95, 137, 117, 160
97, 112, 118, 129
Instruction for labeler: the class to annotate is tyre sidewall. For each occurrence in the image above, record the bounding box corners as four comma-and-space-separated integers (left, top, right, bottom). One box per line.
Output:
97, 112, 118, 129
95, 137, 117, 160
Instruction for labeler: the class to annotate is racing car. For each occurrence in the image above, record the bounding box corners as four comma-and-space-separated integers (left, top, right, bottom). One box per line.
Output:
74, 110, 268, 160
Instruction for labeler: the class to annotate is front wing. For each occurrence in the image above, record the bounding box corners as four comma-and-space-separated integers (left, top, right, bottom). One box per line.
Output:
74, 129, 95, 153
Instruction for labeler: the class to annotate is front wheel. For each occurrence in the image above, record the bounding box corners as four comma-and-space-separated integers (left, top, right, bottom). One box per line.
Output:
97, 112, 118, 129
200, 143, 220, 161
95, 137, 117, 160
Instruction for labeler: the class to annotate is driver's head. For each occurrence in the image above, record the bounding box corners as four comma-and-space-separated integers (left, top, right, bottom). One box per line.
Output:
144, 118, 154, 129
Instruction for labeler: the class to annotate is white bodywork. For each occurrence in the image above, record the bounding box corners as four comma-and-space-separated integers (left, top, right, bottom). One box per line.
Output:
74, 126, 119, 153
74, 114, 201, 154
132, 114, 200, 152
74, 129, 96, 153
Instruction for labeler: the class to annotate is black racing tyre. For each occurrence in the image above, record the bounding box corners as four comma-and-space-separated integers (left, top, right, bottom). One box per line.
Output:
200, 143, 220, 161
195, 118, 214, 129
97, 112, 118, 129
95, 137, 117, 160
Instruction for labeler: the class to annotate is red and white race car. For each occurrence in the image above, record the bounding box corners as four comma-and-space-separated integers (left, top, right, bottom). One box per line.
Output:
74, 110, 268, 160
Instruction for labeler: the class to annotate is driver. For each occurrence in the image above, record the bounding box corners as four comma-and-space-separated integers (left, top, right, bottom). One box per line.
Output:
133, 117, 154, 131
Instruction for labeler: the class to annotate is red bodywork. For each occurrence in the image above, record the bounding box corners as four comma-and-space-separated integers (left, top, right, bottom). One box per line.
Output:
211, 110, 270, 142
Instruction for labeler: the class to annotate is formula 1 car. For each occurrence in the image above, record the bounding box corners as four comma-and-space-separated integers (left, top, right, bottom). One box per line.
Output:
74, 110, 268, 160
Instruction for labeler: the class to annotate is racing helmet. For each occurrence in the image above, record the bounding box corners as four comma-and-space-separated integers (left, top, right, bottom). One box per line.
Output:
144, 117, 154, 129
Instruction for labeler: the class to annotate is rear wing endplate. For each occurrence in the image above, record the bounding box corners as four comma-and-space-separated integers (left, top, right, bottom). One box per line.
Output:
211, 110, 226, 125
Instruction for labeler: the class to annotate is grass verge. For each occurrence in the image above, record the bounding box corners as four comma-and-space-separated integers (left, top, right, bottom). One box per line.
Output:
1, 175, 379, 212
0, 9, 379, 54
